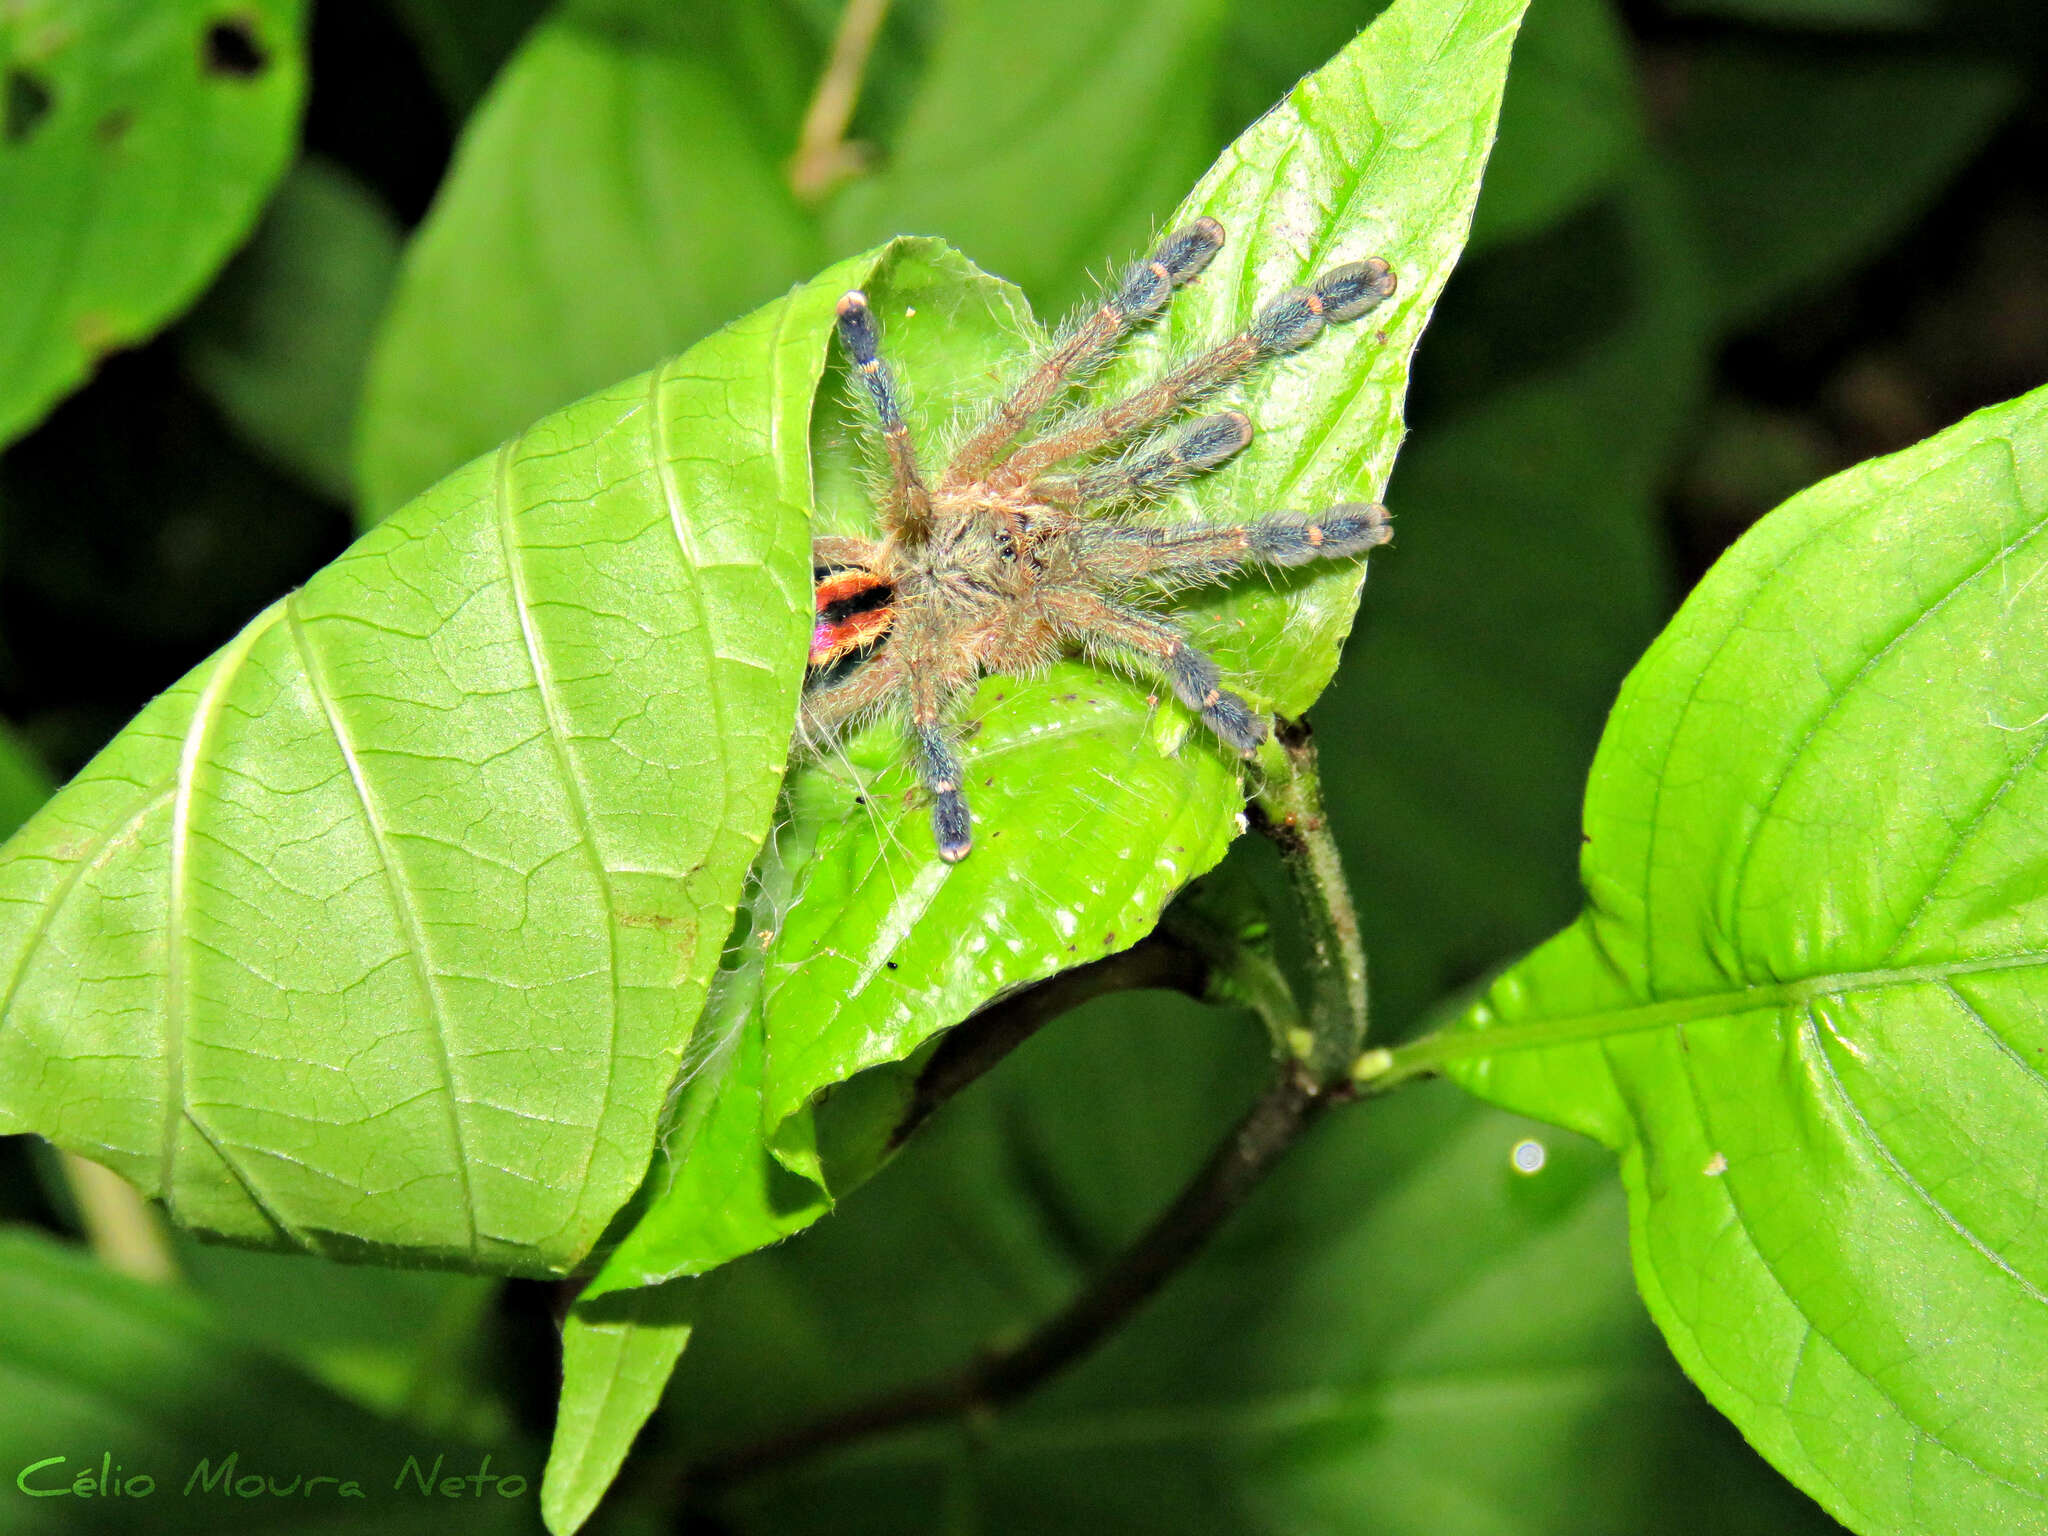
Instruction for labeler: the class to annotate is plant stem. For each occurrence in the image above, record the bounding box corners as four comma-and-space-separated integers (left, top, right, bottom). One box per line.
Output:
685, 716, 1371, 1499
789, 0, 892, 201
1251, 718, 1371, 1080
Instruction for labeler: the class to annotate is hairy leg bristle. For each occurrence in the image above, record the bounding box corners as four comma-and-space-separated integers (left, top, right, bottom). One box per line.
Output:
1059, 410, 1253, 506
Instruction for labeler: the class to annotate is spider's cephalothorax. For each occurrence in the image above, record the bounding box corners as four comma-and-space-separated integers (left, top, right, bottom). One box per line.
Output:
802, 217, 1397, 862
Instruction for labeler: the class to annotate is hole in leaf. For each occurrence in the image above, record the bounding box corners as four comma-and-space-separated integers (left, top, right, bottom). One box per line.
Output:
4, 69, 54, 144
203, 18, 268, 78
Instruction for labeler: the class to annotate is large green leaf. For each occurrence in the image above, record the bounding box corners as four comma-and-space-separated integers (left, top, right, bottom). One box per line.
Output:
355, 1, 820, 518
668, 995, 1841, 1536
0, 254, 839, 1276
0, 0, 307, 448
0, 1228, 537, 1535
1433, 382, 2048, 1535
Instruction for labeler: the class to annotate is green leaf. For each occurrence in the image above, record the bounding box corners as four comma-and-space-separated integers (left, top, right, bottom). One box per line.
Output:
1436, 382, 2048, 1535
355, 1, 819, 518
0, 0, 307, 449
583, 811, 832, 1296
0, 254, 842, 1277
544, 1282, 697, 1536
669, 995, 1842, 1536
0, 1228, 535, 1534
181, 155, 403, 503
1666, 43, 2019, 327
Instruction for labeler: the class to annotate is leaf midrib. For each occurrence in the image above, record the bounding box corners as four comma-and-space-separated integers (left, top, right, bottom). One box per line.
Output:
1419, 948, 2048, 1080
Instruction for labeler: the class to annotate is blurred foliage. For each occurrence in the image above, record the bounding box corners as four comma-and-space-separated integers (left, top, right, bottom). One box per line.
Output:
0, 0, 2042, 1530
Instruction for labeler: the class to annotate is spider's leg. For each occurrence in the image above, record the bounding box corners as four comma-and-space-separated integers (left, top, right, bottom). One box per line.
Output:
943, 219, 1225, 486
1075, 504, 1391, 586
1036, 411, 1253, 510
998, 258, 1396, 492
1044, 589, 1266, 754
892, 636, 974, 861
799, 645, 903, 743
813, 535, 882, 568
836, 292, 935, 545
911, 716, 973, 863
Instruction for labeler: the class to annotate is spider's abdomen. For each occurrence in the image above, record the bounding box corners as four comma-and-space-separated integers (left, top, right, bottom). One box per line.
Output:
811, 566, 895, 670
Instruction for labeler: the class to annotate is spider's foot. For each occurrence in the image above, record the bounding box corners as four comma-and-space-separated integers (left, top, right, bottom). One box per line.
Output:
1251, 258, 1398, 353
1166, 644, 1267, 754
1313, 258, 1397, 322
1203, 688, 1269, 755
1250, 504, 1392, 567
932, 787, 973, 862
1114, 217, 1227, 316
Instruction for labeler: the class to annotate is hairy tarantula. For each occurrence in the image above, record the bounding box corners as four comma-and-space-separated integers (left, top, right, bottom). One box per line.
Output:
801, 217, 1396, 862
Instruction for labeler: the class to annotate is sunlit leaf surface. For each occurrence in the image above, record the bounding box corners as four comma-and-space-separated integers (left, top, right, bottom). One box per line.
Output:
1445, 382, 2048, 1536
0, 259, 834, 1275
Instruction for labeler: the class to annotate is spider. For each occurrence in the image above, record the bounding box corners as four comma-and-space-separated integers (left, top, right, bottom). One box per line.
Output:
802, 217, 1396, 862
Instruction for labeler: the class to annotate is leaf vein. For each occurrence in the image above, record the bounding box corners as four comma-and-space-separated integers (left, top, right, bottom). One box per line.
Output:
286, 594, 480, 1259
1806, 1003, 2048, 1307
492, 439, 627, 1223
164, 600, 288, 1217
1725, 505, 2048, 965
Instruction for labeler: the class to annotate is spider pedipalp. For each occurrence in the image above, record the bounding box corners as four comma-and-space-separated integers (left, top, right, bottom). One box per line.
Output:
799, 220, 1397, 862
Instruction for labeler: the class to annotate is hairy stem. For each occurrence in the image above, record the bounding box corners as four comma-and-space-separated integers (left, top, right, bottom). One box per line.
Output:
789, 0, 891, 201
684, 717, 1372, 1499
1252, 717, 1371, 1079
